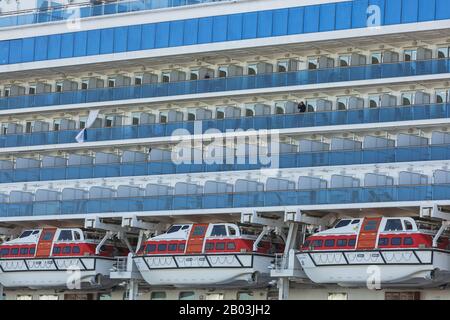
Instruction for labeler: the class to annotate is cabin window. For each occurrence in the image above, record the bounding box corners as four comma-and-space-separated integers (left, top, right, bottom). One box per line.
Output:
325, 240, 335, 247
210, 225, 227, 237
404, 220, 413, 231
150, 292, 167, 300
145, 244, 156, 253
351, 219, 360, 224
337, 239, 347, 247
178, 243, 185, 252
29, 248, 35, 255
237, 292, 254, 300
228, 226, 237, 236
215, 242, 225, 250
0, 248, 9, 256
227, 242, 236, 250
58, 230, 73, 241
74, 231, 82, 241
62, 246, 71, 254
403, 237, 414, 245
19, 230, 33, 238
157, 244, 167, 252
179, 292, 195, 300
11, 248, 19, 255
168, 244, 177, 252
334, 220, 351, 228
181, 225, 189, 230
384, 219, 403, 232
167, 225, 182, 233
364, 221, 379, 231
303, 240, 311, 248
72, 246, 80, 254
42, 231, 54, 241
348, 239, 356, 247
53, 247, 61, 254
378, 238, 389, 246
391, 238, 402, 246
205, 242, 214, 251
192, 226, 207, 236
312, 240, 323, 248
20, 248, 28, 255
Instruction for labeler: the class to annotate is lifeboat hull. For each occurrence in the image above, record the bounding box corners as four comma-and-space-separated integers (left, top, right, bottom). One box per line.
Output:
297, 249, 450, 288
134, 253, 274, 287
0, 257, 117, 289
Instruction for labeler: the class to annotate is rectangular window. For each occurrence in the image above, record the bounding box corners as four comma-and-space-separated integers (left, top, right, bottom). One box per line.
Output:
378, 238, 389, 246
227, 242, 236, 250
151, 292, 167, 300
404, 49, 417, 61
336, 239, 347, 247
438, 47, 449, 59
215, 242, 225, 250
179, 292, 195, 300
157, 244, 167, 252
391, 238, 402, 246
324, 239, 335, 247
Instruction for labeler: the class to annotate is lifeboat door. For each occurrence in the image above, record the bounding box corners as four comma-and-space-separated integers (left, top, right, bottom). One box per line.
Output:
35, 228, 57, 257
186, 224, 209, 254
356, 218, 382, 250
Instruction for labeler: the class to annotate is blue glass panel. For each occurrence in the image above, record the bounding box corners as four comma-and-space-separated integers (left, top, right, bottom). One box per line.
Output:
155, 22, 170, 48
61, 33, 74, 58
73, 31, 87, 57
87, 29, 101, 55
272, 9, 288, 36
242, 12, 257, 39
212, 16, 227, 42
198, 17, 213, 43
304, 5, 320, 33
9, 39, 22, 63
369, 0, 385, 25
127, 25, 142, 51
334, 2, 352, 31
418, 0, 435, 21
257, 11, 272, 38
169, 20, 184, 46
141, 24, 156, 49
385, 0, 401, 25
0, 40, 9, 64
21, 38, 35, 62
100, 28, 114, 54
319, 3, 336, 31
183, 19, 198, 45
114, 27, 128, 52
352, 0, 369, 28
401, 0, 418, 23
436, 0, 450, 20
227, 14, 242, 41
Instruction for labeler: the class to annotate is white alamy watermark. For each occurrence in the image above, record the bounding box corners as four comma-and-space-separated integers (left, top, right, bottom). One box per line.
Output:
170, 122, 280, 169
66, 265, 82, 290
367, 5, 382, 29
366, 265, 381, 290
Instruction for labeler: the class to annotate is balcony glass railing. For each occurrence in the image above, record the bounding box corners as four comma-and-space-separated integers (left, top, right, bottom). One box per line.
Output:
1, 184, 449, 217
2, 144, 450, 184
0, 58, 449, 111
0, 0, 228, 29
1, 103, 450, 148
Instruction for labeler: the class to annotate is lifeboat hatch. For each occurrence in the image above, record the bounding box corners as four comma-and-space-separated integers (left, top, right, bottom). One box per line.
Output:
35, 228, 57, 257
356, 218, 382, 250
186, 224, 208, 254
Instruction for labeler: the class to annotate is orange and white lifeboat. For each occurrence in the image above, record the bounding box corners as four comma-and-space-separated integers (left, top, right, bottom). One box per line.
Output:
133, 223, 283, 287
296, 217, 450, 287
0, 228, 127, 289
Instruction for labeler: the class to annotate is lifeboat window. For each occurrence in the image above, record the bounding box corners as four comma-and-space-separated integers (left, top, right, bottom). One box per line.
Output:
205, 242, 214, 251
73, 231, 82, 241
0, 248, 9, 256
145, 244, 156, 253
168, 244, 177, 252
364, 221, 379, 231
404, 220, 413, 231
351, 220, 360, 224
20, 248, 29, 255
58, 230, 73, 241
215, 242, 225, 250
19, 230, 33, 238
167, 225, 182, 233
312, 240, 323, 248
193, 226, 207, 236
334, 220, 351, 228
348, 239, 356, 247
29, 248, 35, 255
157, 244, 167, 252
181, 225, 189, 230
384, 219, 403, 232
403, 237, 414, 245
53, 247, 61, 254
72, 246, 80, 254
228, 226, 237, 236
178, 243, 185, 252
210, 225, 227, 237
227, 242, 236, 250
337, 239, 347, 247
11, 248, 19, 255
32, 230, 39, 235
62, 246, 71, 254
42, 231, 54, 241
378, 238, 389, 246
303, 240, 311, 248
324, 240, 335, 247
391, 238, 402, 246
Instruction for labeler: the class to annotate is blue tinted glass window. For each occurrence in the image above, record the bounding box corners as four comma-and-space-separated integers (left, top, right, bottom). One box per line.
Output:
401, 0, 418, 23
198, 17, 213, 44
304, 5, 320, 33
74, 31, 87, 57
100, 28, 114, 54
141, 24, 156, 49
21, 38, 35, 62
287, 7, 304, 35
336, 2, 352, 30
9, 39, 22, 63
257, 11, 272, 38
227, 14, 242, 41
114, 27, 128, 52
242, 12, 257, 39
319, 3, 336, 32
436, 0, 450, 20
272, 9, 288, 36
155, 22, 170, 48
418, 0, 435, 22
0, 40, 9, 64
385, 0, 401, 25
169, 20, 184, 46
127, 25, 142, 51
61, 33, 74, 58
212, 16, 227, 42
184, 19, 198, 45
87, 29, 101, 55
352, 0, 369, 28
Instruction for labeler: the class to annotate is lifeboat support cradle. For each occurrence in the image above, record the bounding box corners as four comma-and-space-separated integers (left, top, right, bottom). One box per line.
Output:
420, 204, 450, 247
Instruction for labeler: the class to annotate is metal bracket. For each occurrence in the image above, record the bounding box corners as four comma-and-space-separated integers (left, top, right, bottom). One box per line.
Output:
84, 216, 124, 232
241, 210, 285, 229
433, 221, 450, 247
121, 216, 164, 231
420, 204, 450, 221
285, 209, 336, 227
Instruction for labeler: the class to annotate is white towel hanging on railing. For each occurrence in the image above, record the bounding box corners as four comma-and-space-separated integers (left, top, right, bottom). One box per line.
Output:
75, 109, 100, 143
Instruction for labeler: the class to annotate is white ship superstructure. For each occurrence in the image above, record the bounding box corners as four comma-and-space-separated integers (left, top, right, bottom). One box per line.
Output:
0, 0, 449, 300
